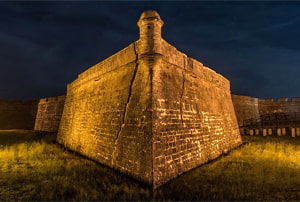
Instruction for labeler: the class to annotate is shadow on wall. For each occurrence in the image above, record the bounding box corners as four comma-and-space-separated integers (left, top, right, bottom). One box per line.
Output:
0, 95, 65, 132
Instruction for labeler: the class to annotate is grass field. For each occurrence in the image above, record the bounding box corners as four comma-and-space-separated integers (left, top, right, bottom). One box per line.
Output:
0, 130, 299, 201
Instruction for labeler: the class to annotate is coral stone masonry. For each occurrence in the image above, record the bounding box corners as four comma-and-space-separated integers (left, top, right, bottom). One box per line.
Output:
34, 96, 66, 132
232, 94, 300, 137
56, 10, 242, 188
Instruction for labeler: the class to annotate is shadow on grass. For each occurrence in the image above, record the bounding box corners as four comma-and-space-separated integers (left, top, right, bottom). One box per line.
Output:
0, 129, 56, 146
242, 134, 300, 146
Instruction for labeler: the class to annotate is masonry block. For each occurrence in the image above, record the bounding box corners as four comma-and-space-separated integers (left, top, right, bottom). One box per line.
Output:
268, 128, 273, 135
296, 128, 300, 136
282, 128, 286, 135
249, 129, 254, 135
291, 128, 296, 138
263, 129, 267, 136
277, 128, 282, 136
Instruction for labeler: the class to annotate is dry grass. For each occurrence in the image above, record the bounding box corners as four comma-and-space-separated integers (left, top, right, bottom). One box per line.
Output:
0, 130, 299, 200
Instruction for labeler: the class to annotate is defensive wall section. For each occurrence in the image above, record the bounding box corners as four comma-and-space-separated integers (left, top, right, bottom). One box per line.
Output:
57, 10, 242, 188
34, 95, 66, 132
231, 95, 260, 126
0, 95, 65, 132
57, 41, 154, 184
232, 94, 300, 137
152, 39, 241, 186
0, 99, 38, 130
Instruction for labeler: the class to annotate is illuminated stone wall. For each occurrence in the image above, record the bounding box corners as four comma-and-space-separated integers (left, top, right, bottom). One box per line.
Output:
152, 40, 242, 187
57, 10, 242, 188
232, 94, 300, 127
231, 94, 260, 126
57, 42, 153, 184
34, 95, 66, 132
258, 97, 300, 116
0, 99, 38, 129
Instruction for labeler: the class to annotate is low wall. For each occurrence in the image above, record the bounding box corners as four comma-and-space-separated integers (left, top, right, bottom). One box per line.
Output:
0, 95, 65, 132
34, 96, 66, 132
232, 94, 300, 137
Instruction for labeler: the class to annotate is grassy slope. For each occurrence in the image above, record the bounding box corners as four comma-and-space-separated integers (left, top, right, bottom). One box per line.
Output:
0, 130, 299, 201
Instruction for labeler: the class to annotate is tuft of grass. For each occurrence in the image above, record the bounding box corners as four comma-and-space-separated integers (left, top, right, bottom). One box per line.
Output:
0, 130, 299, 200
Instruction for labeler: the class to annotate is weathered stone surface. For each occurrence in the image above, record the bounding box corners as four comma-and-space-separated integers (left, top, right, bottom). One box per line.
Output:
232, 94, 300, 127
232, 94, 300, 136
34, 95, 66, 132
0, 99, 38, 130
231, 94, 260, 126
57, 41, 153, 184
57, 10, 242, 188
152, 40, 241, 187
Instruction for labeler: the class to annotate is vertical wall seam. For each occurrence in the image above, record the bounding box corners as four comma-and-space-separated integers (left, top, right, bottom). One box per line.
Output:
179, 69, 186, 126
111, 42, 139, 166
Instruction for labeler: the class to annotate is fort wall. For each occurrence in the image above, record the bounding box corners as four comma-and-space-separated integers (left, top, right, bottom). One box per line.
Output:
232, 94, 300, 125
231, 94, 260, 126
57, 10, 242, 188
0, 99, 38, 130
0, 95, 65, 132
34, 95, 66, 132
232, 94, 300, 137
152, 40, 241, 187
57, 42, 153, 185
258, 97, 300, 115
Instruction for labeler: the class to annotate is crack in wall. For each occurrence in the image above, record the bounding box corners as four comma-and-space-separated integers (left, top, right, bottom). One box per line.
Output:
179, 69, 186, 126
111, 42, 139, 166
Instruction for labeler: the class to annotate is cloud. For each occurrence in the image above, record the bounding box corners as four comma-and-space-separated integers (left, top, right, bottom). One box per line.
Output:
255, 15, 300, 33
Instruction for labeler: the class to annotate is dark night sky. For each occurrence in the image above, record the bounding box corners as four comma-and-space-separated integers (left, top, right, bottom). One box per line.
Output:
1, 1, 300, 100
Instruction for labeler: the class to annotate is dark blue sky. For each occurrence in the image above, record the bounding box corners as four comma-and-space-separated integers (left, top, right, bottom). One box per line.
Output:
1, 1, 300, 100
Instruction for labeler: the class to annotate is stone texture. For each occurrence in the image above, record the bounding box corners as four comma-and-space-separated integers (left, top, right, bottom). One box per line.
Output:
57, 10, 242, 188
232, 94, 300, 136
34, 96, 66, 132
231, 94, 260, 126
152, 40, 242, 187
57, 42, 153, 185
0, 99, 38, 130
232, 94, 300, 126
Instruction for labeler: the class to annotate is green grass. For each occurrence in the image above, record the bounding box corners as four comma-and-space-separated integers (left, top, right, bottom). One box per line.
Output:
0, 130, 299, 201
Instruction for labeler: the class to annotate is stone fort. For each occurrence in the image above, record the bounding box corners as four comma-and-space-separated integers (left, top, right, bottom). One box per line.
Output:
0, 10, 299, 188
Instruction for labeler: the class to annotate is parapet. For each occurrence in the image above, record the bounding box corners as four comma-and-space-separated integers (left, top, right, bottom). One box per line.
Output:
233, 94, 300, 104
158, 39, 229, 90
38, 95, 66, 103
291, 97, 300, 102
277, 98, 290, 102
259, 98, 275, 103
69, 43, 136, 90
